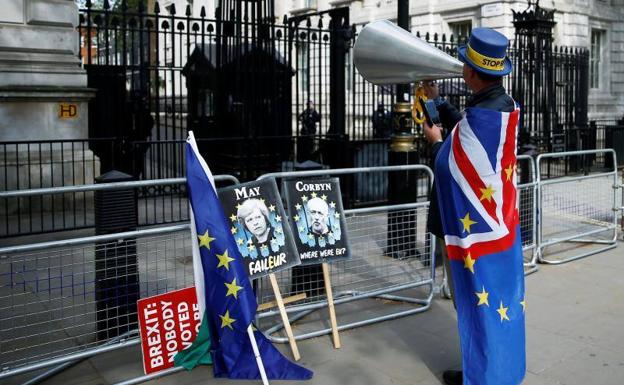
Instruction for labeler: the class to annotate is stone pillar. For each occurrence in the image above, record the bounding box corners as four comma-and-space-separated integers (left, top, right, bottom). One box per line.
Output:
0, 0, 96, 193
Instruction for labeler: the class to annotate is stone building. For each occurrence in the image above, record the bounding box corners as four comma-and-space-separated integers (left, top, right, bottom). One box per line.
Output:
279, 0, 624, 121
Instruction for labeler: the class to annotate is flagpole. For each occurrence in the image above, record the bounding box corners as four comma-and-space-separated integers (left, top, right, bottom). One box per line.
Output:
247, 325, 270, 385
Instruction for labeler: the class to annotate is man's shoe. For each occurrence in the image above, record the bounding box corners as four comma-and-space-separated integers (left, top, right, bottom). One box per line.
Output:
442, 370, 462, 385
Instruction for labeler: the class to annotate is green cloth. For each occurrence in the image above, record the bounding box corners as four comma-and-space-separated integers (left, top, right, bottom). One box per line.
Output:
174, 313, 213, 370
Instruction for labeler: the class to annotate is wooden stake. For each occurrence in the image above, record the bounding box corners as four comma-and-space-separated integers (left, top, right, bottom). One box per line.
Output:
258, 293, 307, 312
322, 262, 341, 349
268, 273, 301, 361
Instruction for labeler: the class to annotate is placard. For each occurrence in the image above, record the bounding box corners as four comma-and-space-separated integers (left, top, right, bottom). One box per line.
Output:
218, 178, 301, 279
283, 178, 351, 265
137, 287, 201, 375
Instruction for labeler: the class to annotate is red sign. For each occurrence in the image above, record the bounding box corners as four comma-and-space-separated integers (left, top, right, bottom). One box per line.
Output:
137, 287, 201, 374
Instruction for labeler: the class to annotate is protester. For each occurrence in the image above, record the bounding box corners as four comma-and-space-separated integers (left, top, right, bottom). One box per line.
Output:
422, 28, 526, 385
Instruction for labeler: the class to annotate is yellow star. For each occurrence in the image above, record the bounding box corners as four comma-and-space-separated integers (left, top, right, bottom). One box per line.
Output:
520, 299, 526, 313
479, 185, 496, 202
504, 164, 514, 182
459, 213, 477, 233
308, 233, 315, 240
293, 215, 300, 221
229, 214, 237, 222
216, 250, 235, 270
475, 286, 489, 306
497, 301, 510, 322
298, 226, 305, 232
275, 215, 282, 222
247, 244, 255, 252
236, 203, 242, 210
321, 194, 327, 200
334, 212, 340, 219
463, 252, 476, 274
198, 230, 215, 250
311, 192, 317, 198
219, 310, 236, 330
268, 204, 276, 212
224, 278, 243, 299
230, 226, 237, 235
329, 202, 336, 208
301, 195, 308, 202
236, 238, 244, 246
295, 203, 302, 210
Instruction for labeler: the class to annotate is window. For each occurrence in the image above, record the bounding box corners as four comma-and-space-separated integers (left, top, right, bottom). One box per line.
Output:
297, 42, 309, 91
449, 21, 472, 44
590, 29, 605, 89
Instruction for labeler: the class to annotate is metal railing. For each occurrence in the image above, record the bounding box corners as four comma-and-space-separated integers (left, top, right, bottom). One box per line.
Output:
0, 176, 239, 381
536, 149, 619, 264
255, 165, 435, 342
0, 153, 619, 384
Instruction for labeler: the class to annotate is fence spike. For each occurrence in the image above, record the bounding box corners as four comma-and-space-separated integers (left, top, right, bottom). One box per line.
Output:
120, 0, 127, 11
154, 1, 160, 14
283, 15, 288, 24
138, 0, 145, 13
441, 33, 446, 42
169, 3, 176, 15
318, 17, 323, 28
425, 32, 430, 41
200, 6, 206, 18
416, 30, 420, 38
85, 0, 92, 9
186, 4, 192, 16
306, 17, 312, 27
103, 0, 110, 10
433, 32, 438, 42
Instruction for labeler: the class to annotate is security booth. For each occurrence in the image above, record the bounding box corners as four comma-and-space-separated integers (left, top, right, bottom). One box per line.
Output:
182, 45, 218, 134
183, 43, 295, 181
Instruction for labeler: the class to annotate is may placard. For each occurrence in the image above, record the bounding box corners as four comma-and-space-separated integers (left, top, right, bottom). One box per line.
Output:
283, 178, 351, 265
218, 178, 301, 279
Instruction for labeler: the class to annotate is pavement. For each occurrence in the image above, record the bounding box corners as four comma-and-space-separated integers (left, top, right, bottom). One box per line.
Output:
6, 241, 624, 385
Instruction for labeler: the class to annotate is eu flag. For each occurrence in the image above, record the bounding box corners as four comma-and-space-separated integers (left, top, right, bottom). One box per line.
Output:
182, 132, 313, 380
434, 107, 526, 385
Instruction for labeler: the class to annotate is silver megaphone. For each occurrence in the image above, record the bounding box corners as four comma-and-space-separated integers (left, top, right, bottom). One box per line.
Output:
354, 20, 464, 85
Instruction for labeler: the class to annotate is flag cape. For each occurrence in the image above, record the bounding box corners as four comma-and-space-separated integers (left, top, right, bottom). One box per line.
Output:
178, 132, 312, 380
434, 106, 526, 385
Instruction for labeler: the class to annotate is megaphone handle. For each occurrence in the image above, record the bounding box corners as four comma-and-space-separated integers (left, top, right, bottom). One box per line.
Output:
412, 86, 427, 125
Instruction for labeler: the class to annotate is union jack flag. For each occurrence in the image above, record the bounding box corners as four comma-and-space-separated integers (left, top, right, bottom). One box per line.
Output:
434, 106, 526, 385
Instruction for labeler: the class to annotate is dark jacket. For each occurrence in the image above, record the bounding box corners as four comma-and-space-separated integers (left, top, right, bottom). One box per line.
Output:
427, 84, 515, 238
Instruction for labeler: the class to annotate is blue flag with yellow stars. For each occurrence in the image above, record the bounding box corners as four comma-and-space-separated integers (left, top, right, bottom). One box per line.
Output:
182, 132, 313, 380
434, 107, 526, 384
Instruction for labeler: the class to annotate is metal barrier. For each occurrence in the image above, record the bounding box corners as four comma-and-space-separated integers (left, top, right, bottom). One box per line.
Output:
0, 176, 238, 381
254, 165, 435, 342
536, 149, 619, 264
517, 154, 539, 274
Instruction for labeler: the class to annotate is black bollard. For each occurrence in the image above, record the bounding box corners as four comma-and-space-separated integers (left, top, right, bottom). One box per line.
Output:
94, 170, 139, 341
386, 102, 419, 259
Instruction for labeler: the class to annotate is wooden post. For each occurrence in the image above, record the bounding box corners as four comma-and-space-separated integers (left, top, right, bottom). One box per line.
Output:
268, 273, 301, 361
322, 263, 341, 349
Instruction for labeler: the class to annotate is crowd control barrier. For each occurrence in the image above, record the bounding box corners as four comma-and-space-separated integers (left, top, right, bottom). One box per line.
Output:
536, 149, 619, 264
0, 151, 619, 384
255, 165, 435, 342
0, 176, 238, 382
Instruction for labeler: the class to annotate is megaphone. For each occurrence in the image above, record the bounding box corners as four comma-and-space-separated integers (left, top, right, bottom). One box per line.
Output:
354, 20, 464, 85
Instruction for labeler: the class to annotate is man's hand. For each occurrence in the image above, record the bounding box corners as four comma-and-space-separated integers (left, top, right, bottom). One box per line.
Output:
422, 80, 439, 100
423, 119, 443, 144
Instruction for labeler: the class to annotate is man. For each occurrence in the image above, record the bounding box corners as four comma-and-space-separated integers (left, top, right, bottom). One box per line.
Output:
423, 28, 526, 385
298, 100, 321, 162
372, 102, 390, 138
307, 197, 330, 235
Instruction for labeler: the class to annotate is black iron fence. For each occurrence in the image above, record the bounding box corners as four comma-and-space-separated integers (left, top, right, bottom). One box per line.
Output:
0, 2, 601, 238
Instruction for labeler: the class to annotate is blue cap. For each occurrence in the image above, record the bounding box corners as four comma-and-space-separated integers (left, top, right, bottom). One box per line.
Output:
457, 28, 512, 76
